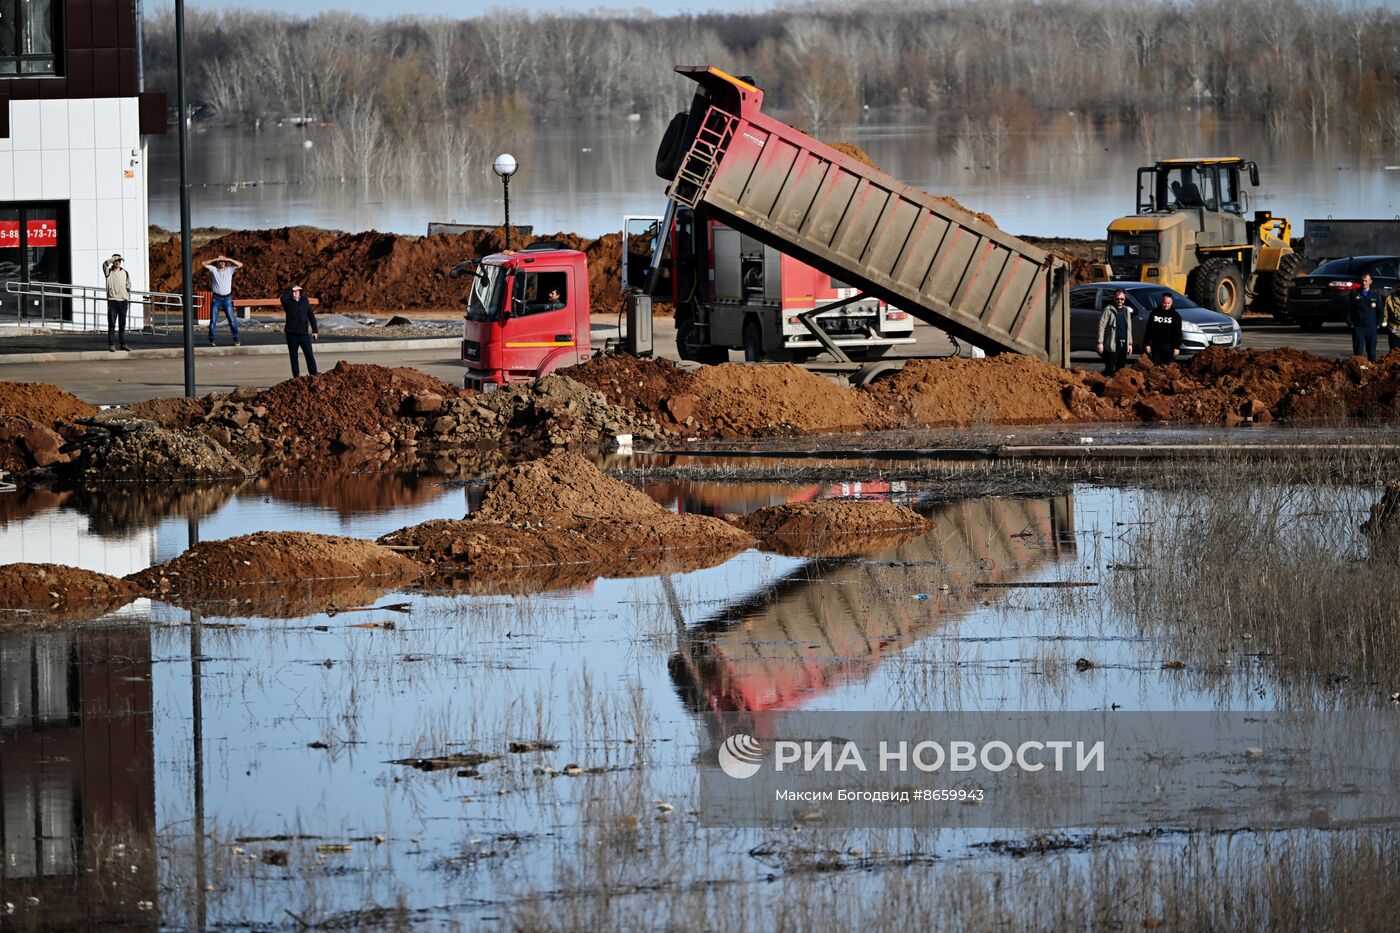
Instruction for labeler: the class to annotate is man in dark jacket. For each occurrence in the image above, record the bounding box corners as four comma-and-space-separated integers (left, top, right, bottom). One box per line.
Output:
280, 284, 319, 376
1142, 292, 1183, 365
1347, 272, 1382, 362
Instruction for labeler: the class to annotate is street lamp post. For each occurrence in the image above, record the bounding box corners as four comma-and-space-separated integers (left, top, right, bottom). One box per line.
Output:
493, 153, 518, 249
176, 0, 195, 397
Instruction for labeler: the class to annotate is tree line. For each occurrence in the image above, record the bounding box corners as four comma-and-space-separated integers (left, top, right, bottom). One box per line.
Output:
139, 0, 1400, 182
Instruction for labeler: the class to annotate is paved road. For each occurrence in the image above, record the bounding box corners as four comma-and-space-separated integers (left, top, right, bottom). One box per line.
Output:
0, 315, 1369, 407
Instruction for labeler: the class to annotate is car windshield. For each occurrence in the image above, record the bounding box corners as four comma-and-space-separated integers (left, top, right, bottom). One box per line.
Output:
1128, 286, 1201, 310
1313, 258, 1372, 276
465, 263, 507, 323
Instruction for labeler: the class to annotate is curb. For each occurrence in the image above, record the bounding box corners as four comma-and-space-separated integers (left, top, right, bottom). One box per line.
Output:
0, 337, 462, 365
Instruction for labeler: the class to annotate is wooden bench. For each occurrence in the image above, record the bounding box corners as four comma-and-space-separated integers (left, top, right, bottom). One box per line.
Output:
196, 290, 319, 322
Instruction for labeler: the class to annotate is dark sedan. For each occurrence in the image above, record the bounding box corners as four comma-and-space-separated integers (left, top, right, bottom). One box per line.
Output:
1287, 255, 1398, 330
1070, 282, 1241, 358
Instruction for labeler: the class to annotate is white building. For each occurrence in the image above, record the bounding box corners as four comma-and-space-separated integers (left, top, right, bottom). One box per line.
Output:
1, 0, 167, 330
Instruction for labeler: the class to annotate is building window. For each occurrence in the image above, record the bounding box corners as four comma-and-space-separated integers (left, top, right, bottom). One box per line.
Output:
0, 0, 59, 76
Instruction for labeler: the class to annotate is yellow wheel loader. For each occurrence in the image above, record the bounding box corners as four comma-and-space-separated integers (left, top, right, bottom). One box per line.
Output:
1100, 158, 1299, 320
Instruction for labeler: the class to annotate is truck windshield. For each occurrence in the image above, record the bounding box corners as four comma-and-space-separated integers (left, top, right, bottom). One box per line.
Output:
466, 263, 507, 322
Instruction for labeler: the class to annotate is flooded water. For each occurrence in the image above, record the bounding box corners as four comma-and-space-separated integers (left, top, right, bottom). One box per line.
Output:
2, 455, 1386, 927
148, 118, 1400, 240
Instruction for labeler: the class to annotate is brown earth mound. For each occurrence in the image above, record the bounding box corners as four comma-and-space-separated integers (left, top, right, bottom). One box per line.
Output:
130, 532, 422, 611
120, 395, 210, 430
0, 563, 139, 623
473, 450, 665, 525
380, 452, 754, 592
150, 226, 631, 316
690, 364, 891, 435
254, 361, 459, 453
416, 374, 660, 454
0, 381, 99, 427
1075, 347, 1398, 425
727, 500, 934, 557
864, 355, 1123, 426
0, 415, 70, 475
60, 420, 251, 483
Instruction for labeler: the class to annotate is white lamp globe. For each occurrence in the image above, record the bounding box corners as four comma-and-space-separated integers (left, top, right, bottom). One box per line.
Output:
493, 153, 518, 178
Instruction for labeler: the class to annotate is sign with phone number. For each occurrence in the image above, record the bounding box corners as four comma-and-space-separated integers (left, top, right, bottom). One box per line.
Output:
0, 220, 59, 248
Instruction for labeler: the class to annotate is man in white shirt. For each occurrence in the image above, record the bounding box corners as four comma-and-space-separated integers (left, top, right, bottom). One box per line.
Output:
204, 255, 244, 346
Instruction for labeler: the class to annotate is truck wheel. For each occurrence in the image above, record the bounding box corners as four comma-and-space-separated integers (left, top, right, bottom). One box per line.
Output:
656, 112, 689, 180
742, 319, 765, 362
1188, 258, 1245, 318
676, 307, 726, 365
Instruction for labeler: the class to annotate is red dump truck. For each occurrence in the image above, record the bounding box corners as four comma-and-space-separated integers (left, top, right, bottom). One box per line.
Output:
459, 65, 1069, 389
623, 213, 915, 364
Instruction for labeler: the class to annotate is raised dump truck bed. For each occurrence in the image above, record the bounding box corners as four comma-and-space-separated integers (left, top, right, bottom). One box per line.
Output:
657, 66, 1069, 365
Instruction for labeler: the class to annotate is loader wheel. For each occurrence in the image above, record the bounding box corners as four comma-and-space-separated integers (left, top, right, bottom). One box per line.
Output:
1256, 251, 1303, 321
1188, 258, 1245, 319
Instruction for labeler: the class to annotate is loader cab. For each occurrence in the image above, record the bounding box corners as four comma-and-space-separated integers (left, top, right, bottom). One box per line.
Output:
457, 242, 591, 391
1137, 158, 1257, 218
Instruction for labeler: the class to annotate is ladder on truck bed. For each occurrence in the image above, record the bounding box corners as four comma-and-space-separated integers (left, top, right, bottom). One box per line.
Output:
661, 66, 1069, 366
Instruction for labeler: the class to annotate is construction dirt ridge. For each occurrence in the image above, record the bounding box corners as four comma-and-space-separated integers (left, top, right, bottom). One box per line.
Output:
378, 451, 755, 593
11, 347, 1400, 486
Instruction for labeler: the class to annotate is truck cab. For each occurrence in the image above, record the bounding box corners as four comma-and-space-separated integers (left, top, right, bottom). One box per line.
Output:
458, 242, 592, 391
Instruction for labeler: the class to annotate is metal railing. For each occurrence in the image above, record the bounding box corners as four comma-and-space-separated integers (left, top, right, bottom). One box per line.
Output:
2, 281, 204, 334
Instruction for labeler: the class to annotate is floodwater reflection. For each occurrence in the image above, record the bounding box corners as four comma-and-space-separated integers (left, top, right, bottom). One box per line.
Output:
0, 628, 157, 929
672, 496, 1075, 716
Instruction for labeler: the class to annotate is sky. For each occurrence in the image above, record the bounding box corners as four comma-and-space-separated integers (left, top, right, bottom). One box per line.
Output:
184, 0, 784, 15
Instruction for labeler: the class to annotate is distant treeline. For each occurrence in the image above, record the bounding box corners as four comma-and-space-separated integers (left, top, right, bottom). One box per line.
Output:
140, 0, 1400, 181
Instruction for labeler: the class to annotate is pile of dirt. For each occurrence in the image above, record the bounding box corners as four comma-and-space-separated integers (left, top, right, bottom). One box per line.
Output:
0, 381, 99, 427
380, 452, 754, 592
58, 419, 251, 483
150, 226, 631, 316
0, 383, 97, 476
560, 355, 697, 426
0, 416, 70, 475
120, 395, 210, 430
253, 361, 459, 454
416, 374, 660, 452
727, 500, 934, 558
1020, 236, 1105, 286
0, 563, 139, 623
866, 355, 1122, 426
148, 226, 339, 301
690, 364, 891, 435
130, 531, 422, 613
473, 450, 666, 525
1079, 347, 1384, 425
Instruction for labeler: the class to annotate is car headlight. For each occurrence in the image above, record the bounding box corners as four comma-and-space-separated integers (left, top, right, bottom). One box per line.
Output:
1182, 321, 1203, 334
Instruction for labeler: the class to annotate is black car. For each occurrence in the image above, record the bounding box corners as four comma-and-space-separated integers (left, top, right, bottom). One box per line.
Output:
1287, 255, 1399, 330
1070, 282, 1241, 358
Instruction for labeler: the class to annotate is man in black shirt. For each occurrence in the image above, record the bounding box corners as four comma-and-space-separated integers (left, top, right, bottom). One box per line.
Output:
280, 284, 319, 377
1143, 293, 1183, 365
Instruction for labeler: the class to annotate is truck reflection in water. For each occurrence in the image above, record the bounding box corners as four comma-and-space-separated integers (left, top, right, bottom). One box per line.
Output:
0, 628, 157, 930
670, 495, 1075, 716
